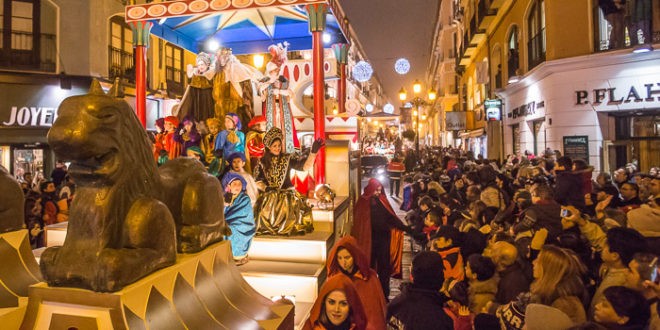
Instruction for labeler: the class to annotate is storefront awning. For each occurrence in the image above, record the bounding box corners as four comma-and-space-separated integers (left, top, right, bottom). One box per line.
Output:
125, 0, 349, 54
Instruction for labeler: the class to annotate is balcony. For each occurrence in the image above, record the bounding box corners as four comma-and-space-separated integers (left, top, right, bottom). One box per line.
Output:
0, 30, 57, 72
594, 5, 659, 52
477, 0, 498, 31
528, 29, 546, 70
468, 15, 486, 47
109, 46, 135, 84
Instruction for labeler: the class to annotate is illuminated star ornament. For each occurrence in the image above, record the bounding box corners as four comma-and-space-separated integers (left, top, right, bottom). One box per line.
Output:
394, 58, 410, 75
383, 103, 394, 114
352, 61, 373, 83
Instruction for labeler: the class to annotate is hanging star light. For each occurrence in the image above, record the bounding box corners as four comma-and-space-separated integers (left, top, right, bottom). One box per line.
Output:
383, 103, 395, 114
352, 61, 373, 83
395, 58, 410, 75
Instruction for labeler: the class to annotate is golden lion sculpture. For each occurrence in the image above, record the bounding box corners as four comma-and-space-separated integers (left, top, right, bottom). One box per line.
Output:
40, 79, 226, 292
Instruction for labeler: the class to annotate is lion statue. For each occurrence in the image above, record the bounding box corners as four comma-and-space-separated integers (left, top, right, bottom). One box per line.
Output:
40, 79, 226, 292
0, 165, 24, 233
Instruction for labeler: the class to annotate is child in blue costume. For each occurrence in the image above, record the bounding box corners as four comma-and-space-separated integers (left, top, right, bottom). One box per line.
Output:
221, 172, 255, 265
214, 113, 245, 173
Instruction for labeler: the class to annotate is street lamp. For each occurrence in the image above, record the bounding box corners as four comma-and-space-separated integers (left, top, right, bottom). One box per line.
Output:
399, 79, 436, 158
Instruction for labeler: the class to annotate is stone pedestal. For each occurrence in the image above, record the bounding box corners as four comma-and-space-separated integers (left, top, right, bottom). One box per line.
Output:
20, 241, 294, 330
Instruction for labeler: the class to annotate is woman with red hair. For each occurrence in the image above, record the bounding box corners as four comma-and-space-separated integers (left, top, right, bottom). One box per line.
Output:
327, 236, 387, 330
304, 275, 367, 330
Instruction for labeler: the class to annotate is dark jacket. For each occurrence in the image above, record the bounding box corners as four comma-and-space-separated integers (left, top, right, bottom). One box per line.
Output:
387, 283, 454, 330
513, 200, 563, 240
554, 171, 585, 209
495, 261, 532, 305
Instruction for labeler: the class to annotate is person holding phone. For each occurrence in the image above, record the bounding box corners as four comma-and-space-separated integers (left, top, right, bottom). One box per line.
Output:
624, 252, 659, 329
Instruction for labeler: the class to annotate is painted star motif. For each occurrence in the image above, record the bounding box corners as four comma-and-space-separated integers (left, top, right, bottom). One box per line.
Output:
173, 6, 307, 39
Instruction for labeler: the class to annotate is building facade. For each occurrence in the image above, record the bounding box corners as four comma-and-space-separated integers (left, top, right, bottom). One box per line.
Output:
449, 0, 659, 171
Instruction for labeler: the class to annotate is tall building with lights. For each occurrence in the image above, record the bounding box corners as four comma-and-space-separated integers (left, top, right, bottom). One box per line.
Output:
451, 0, 659, 172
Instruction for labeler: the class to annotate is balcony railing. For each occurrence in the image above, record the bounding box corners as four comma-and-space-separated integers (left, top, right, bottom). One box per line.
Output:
595, 5, 659, 51
0, 30, 56, 72
109, 46, 135, 83
528, 28, 546, 70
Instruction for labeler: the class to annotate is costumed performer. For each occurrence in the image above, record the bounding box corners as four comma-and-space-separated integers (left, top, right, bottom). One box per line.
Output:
245, 115, 267, 173
178, 52, 215, 123
253, 127, 323, 236
212, 47, 263, 132
352, 178, 412, 299
327, 235, 388, 330
174, 115, 201, 156
186, 146, 219, 177
213, 113, 245, 173
201, 117, 222, 174
152, 117, 168, 165
226, 152, 259, 207
258, 42, 299, 154
221, 172, 255, 266
163, 116, 182, 161
303, 274, 367, 330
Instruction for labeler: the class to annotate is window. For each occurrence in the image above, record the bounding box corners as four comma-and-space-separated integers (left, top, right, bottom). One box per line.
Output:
527, 0, 545, 70
507, 26, 520, 81
491, 45, 502, 89
165, 43, 183, 95
512, 124, 520, 155
594, 0, 657, 51
0, 0, 56, 71
109, 15, 134, 82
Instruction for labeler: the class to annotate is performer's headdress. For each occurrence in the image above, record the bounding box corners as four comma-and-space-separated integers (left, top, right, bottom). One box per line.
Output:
266, 42, 289, 74
225, 113, 242, 131
248, 115, 267, 128
206, 117, 222, 128
221, 172, 246, 192
263, 127, 283, 148
164, 116, 179, 127
196, 52, 212, 66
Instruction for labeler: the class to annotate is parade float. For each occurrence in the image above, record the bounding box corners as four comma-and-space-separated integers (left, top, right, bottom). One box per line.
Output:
0, 1, 367, 329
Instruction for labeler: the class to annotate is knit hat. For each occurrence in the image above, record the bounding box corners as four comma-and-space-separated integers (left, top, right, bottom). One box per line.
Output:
225, 112, 241, 130
263, 127, 283, 149
411, 251, 445, 290
221, 172, 246, 192
226, 152, 246, 164
524, 304, 574, 330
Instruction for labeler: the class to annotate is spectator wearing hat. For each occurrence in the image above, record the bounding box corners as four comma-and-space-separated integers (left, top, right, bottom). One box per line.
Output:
226, 152, 258, 206
594, 286, 650, 329
387, 251, 454, 330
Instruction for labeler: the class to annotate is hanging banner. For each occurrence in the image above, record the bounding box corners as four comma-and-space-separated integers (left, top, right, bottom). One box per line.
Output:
445, 112, 467, 131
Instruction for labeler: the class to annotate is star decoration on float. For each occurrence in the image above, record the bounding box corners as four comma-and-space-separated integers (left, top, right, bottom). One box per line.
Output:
172, 6, 307, 39
353, 61, 373, 83
394, 58, 410, 75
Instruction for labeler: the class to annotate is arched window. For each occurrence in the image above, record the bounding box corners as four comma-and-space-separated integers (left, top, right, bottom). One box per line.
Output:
527, 0, 545, 70
507, 26, 520, 81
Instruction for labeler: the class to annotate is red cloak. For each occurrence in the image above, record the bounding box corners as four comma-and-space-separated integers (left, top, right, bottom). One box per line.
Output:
327, 236, 387, 330
303, 274, 367, 330
351, 178, 404, 279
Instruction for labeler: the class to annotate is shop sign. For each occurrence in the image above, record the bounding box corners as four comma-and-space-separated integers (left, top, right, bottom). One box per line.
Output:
563, 135, 589, 162
3, 106, 58, 127
446, 112, 467, 130
485, 99, 502, 121
575, 83, 660, 106
506, 100, 544, 119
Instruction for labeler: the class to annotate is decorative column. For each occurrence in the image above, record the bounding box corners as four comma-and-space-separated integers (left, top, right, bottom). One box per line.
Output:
306, 4, 328, 184
332, 43, 349, 114
129, 21, 153, 128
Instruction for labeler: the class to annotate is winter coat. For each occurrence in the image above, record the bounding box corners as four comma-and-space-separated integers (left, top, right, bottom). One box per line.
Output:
554, 171, 585, 209
387, 283, 454, 330
495, 261, 532, 305
468, 276, 499, 314
513, 200, 563, 240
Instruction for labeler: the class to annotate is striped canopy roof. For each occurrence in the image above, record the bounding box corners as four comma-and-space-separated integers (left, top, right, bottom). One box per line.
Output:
125, 0, 349, 54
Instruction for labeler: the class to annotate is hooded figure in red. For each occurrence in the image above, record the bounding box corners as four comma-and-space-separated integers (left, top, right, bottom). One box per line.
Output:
327, 236, 387, 330
351, 178, 408, 299
304, 274, 367, 330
